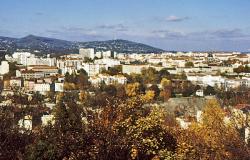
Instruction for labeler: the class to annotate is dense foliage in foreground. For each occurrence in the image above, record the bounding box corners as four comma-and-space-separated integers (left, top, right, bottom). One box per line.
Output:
0, 93, 250, 160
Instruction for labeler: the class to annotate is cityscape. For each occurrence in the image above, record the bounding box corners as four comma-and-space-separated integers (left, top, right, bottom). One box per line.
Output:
1, 0, 250, 159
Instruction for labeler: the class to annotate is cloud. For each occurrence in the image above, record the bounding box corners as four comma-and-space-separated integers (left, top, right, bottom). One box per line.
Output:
96, 24, 128, 32
61, 27, 92, 33
209, 29, 249, 39
165, 15, 189, 22
35, 12, 44, 16
151, 28, 250, 42
183, 29, 250, 41
152, 29, 186, 39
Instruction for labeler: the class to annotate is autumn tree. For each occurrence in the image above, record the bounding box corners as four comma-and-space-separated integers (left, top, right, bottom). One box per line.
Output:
176, 100, 250, 159
89, 96, 177, 160
125, 82, 144, 97
142, 90, 155, 102
141, 67, 159, 84
160, 78, 172, 101
147, 84, 160, 100
116, 84, 127, 99
63, 82, 77, 90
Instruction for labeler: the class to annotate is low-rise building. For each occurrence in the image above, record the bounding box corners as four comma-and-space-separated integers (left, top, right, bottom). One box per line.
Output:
34, 83, 50, 93
17, 70, 44, 79
9, 78, 22, 89
18, 115, 32, 131
54, 82, 64, 92
24, 80, 35, 92
41, 115, 55, 126
89, 74, 127, 86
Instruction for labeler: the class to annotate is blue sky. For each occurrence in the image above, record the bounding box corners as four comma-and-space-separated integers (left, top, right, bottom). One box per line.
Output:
1, 0, 250, 51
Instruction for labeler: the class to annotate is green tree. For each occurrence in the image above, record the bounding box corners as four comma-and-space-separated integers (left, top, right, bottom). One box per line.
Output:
26, 95, 88, 159
158, 68, 171, 82
141, 67, 158, 84
77, 69, 89, 90
3, 62, 19, 80
0, 106, 33, 159
204, 85, 216, 95
101, 66, 122, 76
185, 61, 194, 68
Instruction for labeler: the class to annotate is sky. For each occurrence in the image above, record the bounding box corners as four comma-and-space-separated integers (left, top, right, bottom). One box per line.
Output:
0, 0, 250, 51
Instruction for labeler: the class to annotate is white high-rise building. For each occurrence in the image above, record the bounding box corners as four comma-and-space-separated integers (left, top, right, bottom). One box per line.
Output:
79, 48, 95, 59
0, 61, 9, 75
102, 51, 112, 58
82, 63, 106, 76
12, 52, 32, 65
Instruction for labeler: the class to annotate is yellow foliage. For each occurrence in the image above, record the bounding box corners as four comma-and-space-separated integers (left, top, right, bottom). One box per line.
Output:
64, 82, 77, 90
142, 90, 155, 102
79, 91, 87, 102
176, 99, 249, 159
56, 92, 64, 103
126, 106, 176, 157
160, 78, 171, 88
125, 82, 140, 97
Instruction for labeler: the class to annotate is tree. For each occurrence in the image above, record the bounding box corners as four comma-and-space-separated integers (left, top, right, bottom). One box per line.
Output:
84, 57, 94, 63
141, 67, 158, 84
126, 73, 143, 83
158, 68, 170, 82
77, 69, 89, 90
204, 85, 216, 95
79, 91, 88, 103
0, 106, 33, 159
234, 65, 250, 73
103, 84, 117, 96
64, 82, 77, 90
78, 68, 88, 76
125, 82, 141, 97
185, 62, 194, 68
26, 96, 89, 159
101, 66, 122, 76
176, 100, 250, 159
3, 62, 19, 80
116, 84, 127, 99
88, 96, 177, 159
142, 90, 155, 102
160, 78, 172, 101
64, 72, 70, 82
160, 78, 171, 88
148, 85, 160, 99
125, 106, 177, 159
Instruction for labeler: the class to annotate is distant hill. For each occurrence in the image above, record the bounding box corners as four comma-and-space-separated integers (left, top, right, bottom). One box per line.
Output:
79, 39, 164, 53
0, 36, 17, 50
0, 35, 164, 55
